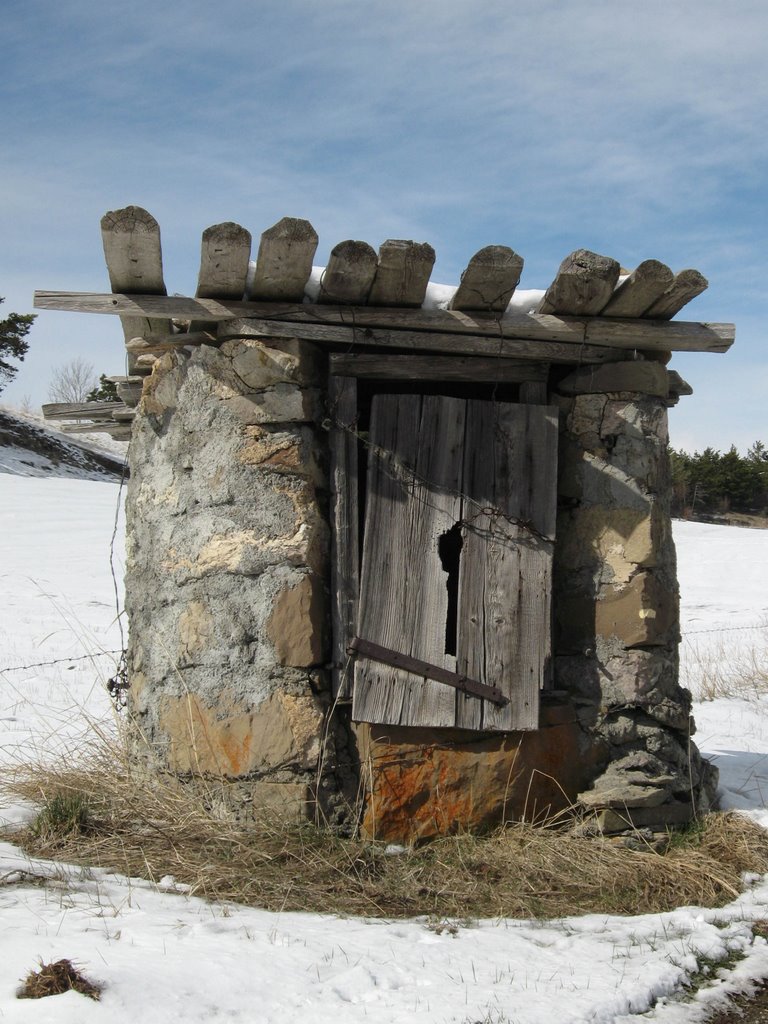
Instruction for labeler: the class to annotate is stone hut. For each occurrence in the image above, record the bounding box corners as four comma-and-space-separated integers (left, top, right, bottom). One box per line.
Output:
37, 207, 735, 842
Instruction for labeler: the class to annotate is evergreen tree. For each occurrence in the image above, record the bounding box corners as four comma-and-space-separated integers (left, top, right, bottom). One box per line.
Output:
86, 374, 120, 403
0, 298, 35, 394
668, 442, 768, 515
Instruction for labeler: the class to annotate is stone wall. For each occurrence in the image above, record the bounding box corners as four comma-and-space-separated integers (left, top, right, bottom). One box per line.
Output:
552, 369, 718, 830
124, 338, 717, 840
125, 334, 356, 823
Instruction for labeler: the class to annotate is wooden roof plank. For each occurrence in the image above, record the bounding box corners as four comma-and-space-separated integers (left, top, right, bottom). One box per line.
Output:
101, 206, 167, 294
195, 222, 252, 300
583, 316, 732, 353
61, 422, 132, 439
449, 246, 523, 312
100, 207, 173, 352
538, 249, 621, 316
600, 259, 675, 318
319, 240, 378, 304
220, 317, 618, 363
42, 401, 128, 420
248, 217, 318, 302
35, 291, 735, 354
189, 221, 251, 334
367, 240, 436, 307
642, 269, 708, 320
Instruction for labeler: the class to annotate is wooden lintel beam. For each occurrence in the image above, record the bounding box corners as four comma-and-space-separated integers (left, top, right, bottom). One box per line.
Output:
330, 353, 548, 382
33, 290, 735, 354
42, 400, 129, 421
221, 318, 622, 364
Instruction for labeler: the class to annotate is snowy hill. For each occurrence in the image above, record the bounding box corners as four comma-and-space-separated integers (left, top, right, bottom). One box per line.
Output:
0, 408, 126, 480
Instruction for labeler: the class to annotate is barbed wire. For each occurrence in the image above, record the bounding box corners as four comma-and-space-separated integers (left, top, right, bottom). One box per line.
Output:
2, 621, 760, 679
0, 450, 130, 683
0, 650, 124, 675
326, 394, 556, 548
109, 452, 129, 652
682, 621, 767, 638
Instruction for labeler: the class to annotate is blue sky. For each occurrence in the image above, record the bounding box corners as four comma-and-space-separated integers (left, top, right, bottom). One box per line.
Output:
2, 0, 766, 452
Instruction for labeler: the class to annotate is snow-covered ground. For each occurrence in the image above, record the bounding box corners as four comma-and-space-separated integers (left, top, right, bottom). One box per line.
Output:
1, 469, 768, 1023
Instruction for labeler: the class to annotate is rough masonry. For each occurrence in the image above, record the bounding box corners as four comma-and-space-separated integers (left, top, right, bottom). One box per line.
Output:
124, 334, 717, 841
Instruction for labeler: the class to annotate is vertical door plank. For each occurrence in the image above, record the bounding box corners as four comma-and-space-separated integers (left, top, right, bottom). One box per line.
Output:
407, 395, 466, 725
329, 376, 359, 698
352, 394, 466, 727
455, 403, 558, 730
352, 394, 422, 725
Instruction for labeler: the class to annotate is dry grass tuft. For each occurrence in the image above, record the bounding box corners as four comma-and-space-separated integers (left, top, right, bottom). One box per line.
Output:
683, 624, 768, 702
17, 959, 101, 1001
7, 739, 768, 921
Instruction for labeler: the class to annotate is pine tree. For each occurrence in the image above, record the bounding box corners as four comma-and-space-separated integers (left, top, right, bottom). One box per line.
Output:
0, 298, 35, 394
86, 374, 120, 403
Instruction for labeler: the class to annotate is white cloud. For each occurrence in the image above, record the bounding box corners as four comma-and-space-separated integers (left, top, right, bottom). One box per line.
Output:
3, 0, 765, 443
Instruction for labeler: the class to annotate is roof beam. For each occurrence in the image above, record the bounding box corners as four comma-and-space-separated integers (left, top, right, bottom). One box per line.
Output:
33, 290, 735, 354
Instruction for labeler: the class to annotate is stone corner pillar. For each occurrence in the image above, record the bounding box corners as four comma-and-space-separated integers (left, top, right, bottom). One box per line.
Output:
551, 382, 718, 833
123, 333, 352, 825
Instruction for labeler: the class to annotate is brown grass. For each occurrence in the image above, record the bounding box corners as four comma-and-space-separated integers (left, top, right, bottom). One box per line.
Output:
7, 741, 768, 921
683, 624, 768, 702
17, 959, 101, 1001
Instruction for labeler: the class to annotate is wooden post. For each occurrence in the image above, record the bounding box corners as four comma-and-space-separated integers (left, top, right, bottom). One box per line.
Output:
248, 217, 318, 301
100, 206, 172, 371
600, 260, 674, 317
538, 249, 621, 316
449, 246, 523, 312
643, 269, 708, 320
367, 240, 435, 307
196, 223, 251, 299
319, 240, 377, 304
190, 222, 251, 333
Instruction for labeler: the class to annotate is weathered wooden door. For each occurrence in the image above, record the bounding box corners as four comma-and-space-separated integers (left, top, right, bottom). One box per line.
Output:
351, 393, 558, 732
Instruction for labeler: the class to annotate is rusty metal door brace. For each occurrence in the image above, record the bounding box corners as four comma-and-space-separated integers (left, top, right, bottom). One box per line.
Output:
348, 637, 509, 706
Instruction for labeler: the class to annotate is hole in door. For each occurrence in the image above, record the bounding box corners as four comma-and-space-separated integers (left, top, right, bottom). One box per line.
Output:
438, 522, 464, 656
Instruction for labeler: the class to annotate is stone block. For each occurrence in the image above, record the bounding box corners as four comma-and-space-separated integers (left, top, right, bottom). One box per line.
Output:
602, 399, 668, 442
555, 648, 678, 706
355, 703, 603, 843
556, 506, 663, 583
555, 573, 677, 651
595, 573, 678, 646
557, 362, 669, 398
566, 394, 607, 442
159, 689, 324, 777
250, 780, 312, 822
587, 800, 695, 834
266, 572, 326, 667
223, 333, 322, 387
238, 425, 325, 485
557, 450, 651, 510
177, 600, 214, 662
224, 385, 322, 425
579, 782, 669, 810
553, 589, 601, 653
